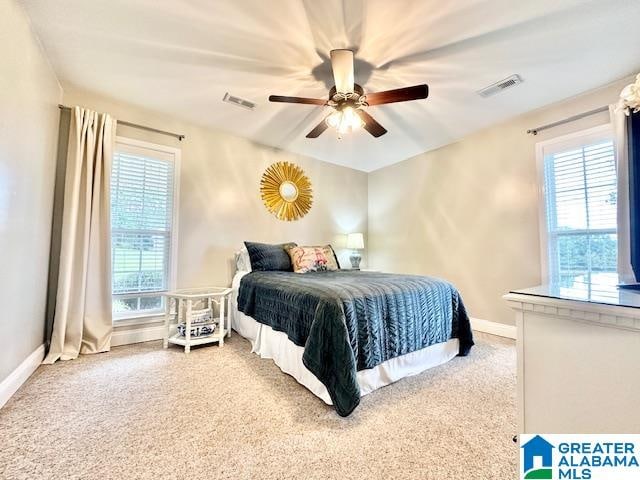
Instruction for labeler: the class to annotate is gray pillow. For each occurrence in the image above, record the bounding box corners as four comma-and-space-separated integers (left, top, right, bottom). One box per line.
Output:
244, 241, 297, 271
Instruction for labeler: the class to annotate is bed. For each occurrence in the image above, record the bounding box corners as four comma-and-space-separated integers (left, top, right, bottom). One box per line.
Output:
231, 267, 474, 417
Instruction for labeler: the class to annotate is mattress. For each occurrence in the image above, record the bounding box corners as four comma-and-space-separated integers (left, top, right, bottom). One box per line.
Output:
231, 271, 460, 405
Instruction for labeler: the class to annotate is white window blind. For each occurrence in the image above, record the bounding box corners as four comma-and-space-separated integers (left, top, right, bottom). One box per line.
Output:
111, 141, 177, 318
542, 133, 617, 287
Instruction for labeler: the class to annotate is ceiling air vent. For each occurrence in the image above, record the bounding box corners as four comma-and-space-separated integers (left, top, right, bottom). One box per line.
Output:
222, 92, 256, 110
477, 74, 523, 98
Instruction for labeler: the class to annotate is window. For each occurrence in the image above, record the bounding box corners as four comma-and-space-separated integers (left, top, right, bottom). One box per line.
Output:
111, 138, 179, 319
538, 125, 617, 288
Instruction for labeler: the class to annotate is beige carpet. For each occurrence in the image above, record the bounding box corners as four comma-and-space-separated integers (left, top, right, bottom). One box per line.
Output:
0, 332, 516, 479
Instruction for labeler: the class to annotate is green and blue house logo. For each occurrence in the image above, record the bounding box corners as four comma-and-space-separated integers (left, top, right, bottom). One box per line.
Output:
521, 435, 555, 479
520, 434, 640, 479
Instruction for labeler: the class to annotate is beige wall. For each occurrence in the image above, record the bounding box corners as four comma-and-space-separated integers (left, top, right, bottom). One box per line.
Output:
63, 87, 368, 290
0, 1, 62, 382
368, 78, 631, 326
63, 77, 631, 329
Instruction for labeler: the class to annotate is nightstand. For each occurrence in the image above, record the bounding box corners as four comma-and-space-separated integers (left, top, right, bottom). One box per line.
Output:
163, 287, 232, 353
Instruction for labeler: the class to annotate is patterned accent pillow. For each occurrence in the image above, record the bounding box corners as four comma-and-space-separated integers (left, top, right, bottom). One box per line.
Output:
286, 245, 340, 273
244, 241, 297, 271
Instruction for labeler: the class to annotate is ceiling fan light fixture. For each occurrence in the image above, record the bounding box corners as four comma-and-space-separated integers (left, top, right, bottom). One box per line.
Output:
326, 107, 364, 137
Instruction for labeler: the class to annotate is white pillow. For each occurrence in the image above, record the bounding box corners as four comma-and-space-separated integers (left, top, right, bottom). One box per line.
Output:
235, 247, 252, 272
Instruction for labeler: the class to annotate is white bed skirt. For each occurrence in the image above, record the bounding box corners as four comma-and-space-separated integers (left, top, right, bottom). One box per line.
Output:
231, 271, 460, 405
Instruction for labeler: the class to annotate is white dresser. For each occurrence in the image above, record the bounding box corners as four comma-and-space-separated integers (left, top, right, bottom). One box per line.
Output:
504, 284, 640, 434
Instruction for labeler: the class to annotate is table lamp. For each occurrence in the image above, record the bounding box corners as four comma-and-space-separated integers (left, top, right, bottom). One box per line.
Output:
346, 233, 364, 270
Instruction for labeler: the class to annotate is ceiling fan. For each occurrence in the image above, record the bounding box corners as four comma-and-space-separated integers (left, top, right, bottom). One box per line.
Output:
269, 49, 429, 139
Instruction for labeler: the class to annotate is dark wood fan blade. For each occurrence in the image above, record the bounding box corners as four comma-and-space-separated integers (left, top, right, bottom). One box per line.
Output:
269, 95, 327, 105
355, 109, 387, 137
364, 84, 429, 106
306, 116, 330, 138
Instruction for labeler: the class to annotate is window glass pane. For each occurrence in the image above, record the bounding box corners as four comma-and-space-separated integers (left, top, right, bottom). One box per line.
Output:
112, 232, 169, 294
113, 295, 163, 315
111, 142, 175, 318
140, 295, 163, 311
112, 297, 139, 314
555, 233, 617, 285
543, 135, 617, 285
556, 234, 589, 285
588, 232, 618, 274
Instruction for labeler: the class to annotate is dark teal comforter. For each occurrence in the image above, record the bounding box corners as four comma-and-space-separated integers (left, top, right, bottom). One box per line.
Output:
237, 270, 473, 416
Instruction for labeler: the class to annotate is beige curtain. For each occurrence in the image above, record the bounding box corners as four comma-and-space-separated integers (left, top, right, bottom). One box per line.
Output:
44, 107, 116, 364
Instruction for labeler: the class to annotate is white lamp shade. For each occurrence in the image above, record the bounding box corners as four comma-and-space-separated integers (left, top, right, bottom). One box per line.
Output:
346, 232, 364, 250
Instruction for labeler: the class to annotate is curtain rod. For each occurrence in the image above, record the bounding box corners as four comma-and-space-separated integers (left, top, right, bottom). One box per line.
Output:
527, 106, 609, 135
58, 104, 185, 141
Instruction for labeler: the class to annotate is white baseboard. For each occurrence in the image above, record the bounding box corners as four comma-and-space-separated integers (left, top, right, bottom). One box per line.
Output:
0, 344, 45, 409
111, 317, 517, 346
111, 315, 230, 347
111, 322, 165, 347
470, 317, 516, 339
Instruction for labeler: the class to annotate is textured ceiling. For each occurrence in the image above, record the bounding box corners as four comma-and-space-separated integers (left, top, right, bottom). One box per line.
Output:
22, 0, 640, 171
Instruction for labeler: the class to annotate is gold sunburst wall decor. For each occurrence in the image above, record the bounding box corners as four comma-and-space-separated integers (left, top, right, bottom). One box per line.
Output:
260, 162, 313, 221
